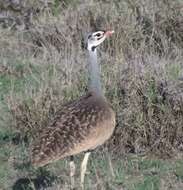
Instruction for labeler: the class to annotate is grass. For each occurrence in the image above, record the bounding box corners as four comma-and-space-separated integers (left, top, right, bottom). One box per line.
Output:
0, 0, 183, 189
45, 153, 183, 190
1, 57, 177, 190
9, 151, 183, 190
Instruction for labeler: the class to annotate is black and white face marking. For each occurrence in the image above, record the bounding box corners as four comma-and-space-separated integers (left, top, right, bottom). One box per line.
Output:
87, 31, 106, 51
86, 30, 114, 51
93, 31, 105, 40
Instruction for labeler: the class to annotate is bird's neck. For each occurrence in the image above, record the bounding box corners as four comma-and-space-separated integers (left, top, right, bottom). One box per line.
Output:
88, 48, 103, 96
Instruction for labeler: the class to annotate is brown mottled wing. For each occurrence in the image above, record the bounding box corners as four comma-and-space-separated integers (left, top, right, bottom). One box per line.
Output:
31, 92, 114, 167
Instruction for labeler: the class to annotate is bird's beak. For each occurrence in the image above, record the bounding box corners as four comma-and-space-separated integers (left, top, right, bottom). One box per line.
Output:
105, 30, 114, 37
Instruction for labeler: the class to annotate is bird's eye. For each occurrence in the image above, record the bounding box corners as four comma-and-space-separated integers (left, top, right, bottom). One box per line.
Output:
95, 33, 101, 37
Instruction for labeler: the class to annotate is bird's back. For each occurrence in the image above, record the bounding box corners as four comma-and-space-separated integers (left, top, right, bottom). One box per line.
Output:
31, 91, 115, 167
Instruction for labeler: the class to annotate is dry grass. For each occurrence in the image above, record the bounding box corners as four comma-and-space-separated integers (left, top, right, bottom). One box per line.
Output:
0, 0, 183, 189
3, 0, 182, 156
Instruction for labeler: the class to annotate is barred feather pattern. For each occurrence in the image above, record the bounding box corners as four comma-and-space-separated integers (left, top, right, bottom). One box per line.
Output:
31, 92, 115, 167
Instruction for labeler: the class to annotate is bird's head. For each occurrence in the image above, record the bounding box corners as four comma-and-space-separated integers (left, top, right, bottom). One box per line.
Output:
86, 30, 114, 51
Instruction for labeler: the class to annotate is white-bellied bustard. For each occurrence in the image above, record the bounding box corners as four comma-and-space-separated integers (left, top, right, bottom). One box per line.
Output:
31, 30, 115, 189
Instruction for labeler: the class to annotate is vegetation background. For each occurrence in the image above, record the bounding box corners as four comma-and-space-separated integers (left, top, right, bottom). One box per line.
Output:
0, 0, 183, 189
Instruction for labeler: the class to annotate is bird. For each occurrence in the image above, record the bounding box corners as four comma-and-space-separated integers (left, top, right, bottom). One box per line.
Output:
30, 30, 115, 189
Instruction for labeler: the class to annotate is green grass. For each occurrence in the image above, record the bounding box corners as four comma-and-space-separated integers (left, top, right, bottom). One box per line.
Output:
0, 60, 41, 188
44, 152, 182, 190
166, 64, 182, 81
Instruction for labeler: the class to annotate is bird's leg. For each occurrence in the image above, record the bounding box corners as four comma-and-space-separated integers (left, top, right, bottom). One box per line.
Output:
69, 156, 75, 189
80, 151, 91, 189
